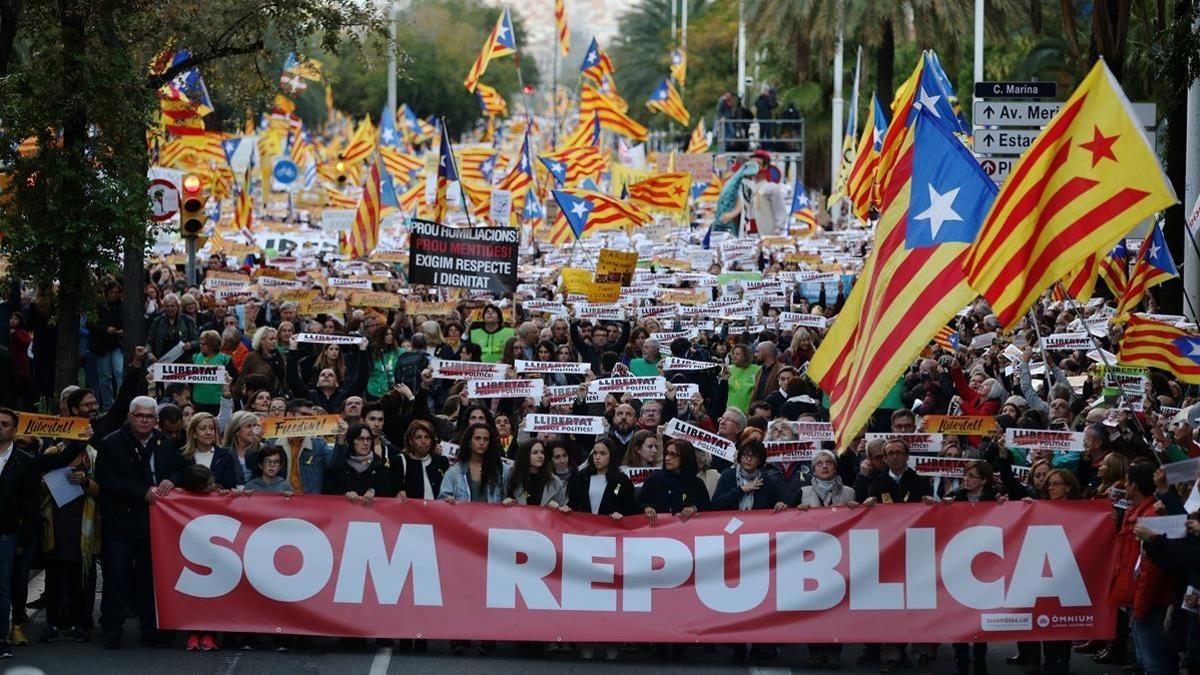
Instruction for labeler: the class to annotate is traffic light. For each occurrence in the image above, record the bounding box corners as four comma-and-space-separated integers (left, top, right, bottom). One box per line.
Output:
335, 161, 347, 187
179, 173, 206, 237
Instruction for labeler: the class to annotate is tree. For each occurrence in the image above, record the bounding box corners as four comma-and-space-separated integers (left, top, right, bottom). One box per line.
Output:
0, 0, 383, 396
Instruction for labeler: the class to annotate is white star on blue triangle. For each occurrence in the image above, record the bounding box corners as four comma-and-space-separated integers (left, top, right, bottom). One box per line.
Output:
905, 106, 997, 248
553, 190, 594, 239
539, 157, 567, 185
1174, 337, 1200, 364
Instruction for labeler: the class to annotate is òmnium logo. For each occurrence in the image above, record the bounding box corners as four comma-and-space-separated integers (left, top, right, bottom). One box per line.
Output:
1037, 615, 1050, 628
981, 613, 1033, 631
1037, 613, 1094, 629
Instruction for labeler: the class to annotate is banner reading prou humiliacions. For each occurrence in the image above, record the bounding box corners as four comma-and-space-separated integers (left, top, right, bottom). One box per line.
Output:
151, 495, 1117, 643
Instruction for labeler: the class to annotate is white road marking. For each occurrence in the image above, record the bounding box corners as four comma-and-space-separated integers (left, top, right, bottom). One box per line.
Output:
368, 646, 393, 675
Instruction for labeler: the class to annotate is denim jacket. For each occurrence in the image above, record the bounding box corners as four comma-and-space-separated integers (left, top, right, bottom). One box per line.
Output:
437, 462, 509, 504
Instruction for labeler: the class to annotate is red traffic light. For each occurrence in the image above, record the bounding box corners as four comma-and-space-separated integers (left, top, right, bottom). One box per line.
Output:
182, 174, 202, 194
522, 85, 534, 95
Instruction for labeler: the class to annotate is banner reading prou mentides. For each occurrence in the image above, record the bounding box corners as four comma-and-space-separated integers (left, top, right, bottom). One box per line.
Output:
151, 496, 1116, 643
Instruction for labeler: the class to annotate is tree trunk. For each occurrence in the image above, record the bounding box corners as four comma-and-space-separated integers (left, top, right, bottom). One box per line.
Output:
54, 0, 89, 394
1030, 0, 1043, 35
1092, 0, 1132, 80
0, 0, 22, 79
876, 19, 895, 122
121, 242, 145, 361
1157, 0, 1196, 315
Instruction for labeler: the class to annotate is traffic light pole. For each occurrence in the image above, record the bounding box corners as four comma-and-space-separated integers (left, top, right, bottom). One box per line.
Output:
185, 236, 198, 287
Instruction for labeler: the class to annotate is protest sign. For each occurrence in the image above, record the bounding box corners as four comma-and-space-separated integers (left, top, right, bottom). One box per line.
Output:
763, 440, 818, 463
792, 422, 836, 443
406, 300, 459, 316
909, 456, 973, 479
151, 495, 1118, 643
297, 300, 347, 317
15, 413, 91, 440
465, 379, 545, 399
430, 358, 507, 381
260, 415, 341, 439
349, 291, 402, 309
1041, 332, 1093, 351
619, 466, 656, 485
408, 219, 519, 293
514, 360, 592, 375
921, 416, 1000, 436
661, 356, 719, 371
1005, 429, 1085, 453
326, 277, 374, 290
152, 363, 225, 384
663, 418, 736, 462
1163, 457, 1200, 485
294, 333, 364, 346
865, 433, 943, 455
588, 376, 667, 398
522, 414, 606, 435
595, 249, 638, 286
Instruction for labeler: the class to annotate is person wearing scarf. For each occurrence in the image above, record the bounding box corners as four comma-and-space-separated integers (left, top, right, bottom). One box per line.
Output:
711, 440, 788, 512
638, 439, 711, 524
322, 423, 388, 504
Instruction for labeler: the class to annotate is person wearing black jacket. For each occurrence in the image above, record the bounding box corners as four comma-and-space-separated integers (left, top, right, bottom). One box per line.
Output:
387, 419, 449, 500
87, 281, 125, 410
864, 439, 935, 506
711, 440, 788, 511
66, 346, 151, 442
638, 438, 711, 523
93, 396, 182, 650
0, 408, 39, 659
323, 424, 387, 503
570, 320, 629, 376
567, 438, 636, 518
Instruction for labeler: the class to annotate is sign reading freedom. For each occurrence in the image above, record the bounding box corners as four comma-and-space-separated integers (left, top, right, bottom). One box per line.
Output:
408, 218, 518, 293
151, 496, 1116, 643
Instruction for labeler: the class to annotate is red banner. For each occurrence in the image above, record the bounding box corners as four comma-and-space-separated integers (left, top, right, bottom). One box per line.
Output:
150, 495, 1117, 643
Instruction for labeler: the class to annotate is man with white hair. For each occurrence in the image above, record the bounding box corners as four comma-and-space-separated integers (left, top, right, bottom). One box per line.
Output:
93, 396, 181, 650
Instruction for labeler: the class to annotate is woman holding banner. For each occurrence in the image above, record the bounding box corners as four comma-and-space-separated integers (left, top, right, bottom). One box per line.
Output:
502, 439, 567, 508
439, 423, 508, 505
179, 413, 239, 490
323, 424, 388, 505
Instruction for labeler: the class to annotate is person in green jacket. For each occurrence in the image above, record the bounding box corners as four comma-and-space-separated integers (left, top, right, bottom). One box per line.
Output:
724, 343, 761, 413
191, 330, 232, 414
628, 338, 663, 377
469, 304, 514, 364
366, 326, 401, 399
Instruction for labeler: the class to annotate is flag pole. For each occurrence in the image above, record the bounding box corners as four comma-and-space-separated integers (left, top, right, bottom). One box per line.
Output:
440, 116, 475, 227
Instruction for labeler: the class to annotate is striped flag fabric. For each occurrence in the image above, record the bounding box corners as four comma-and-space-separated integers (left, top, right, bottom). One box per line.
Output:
496, 128, 536, 217
397, 180, 423, 212
347, 162, 382, 259
1057, 254, 1099, 303
339, 118, 375, 165
1099, 239, 1130, 295
234, 168, 254, 233
558, 112, 601, 150
670, 48, 687, 86
646, 77, 690, 126
791, 180, 818, 231
809, 101, 997, 448
627, 172, 690, 213
475, 83, 508, 118
549, 188, 650, 244
1118, 314, 1200, 383
932, 325, 960, 352
435, 123, 458, 222
697, 176, 723, 203
687, 118, 708, 153
555, 0, 570, 56
325, 189, 358, 209
463, 7, 517, 93
539, 145, 606, 186
458, 147, 504, 185
580, 86, 647, 141
580, 38, 615, 88
846, 95, 887, 220
962, 59, 1177, 330
1115, 224, 1177, 317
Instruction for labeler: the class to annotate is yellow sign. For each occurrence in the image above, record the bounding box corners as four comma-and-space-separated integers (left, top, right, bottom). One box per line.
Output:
276, 289, 319, 303
348, 291, 401, 309
407, 300, 458, 316
561, 267, 593, 295
370, 250, 407, 263
16, 413, 91, 440
596, 249, 639, 286
920, 415, 1000, 436
261, 415, 341, 439
658, 289, 708, 306
586, 281, 621, 304
297, 300, 346, 316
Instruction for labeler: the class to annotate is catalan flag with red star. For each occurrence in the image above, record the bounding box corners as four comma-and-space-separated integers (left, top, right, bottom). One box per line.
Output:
791, 180, 818, 231
580, 86, 647, 141
464, 7, 517, 93
1115, 224, 1177, 317
348, 162, 382, 259
961, 59, 1177, 330
646, 77, 690, 126
1118, 313, 1200, 383
555, 0, 570, 57
627, 172, 690, 214
549, 188, 650, 244
435, 123, 459, 223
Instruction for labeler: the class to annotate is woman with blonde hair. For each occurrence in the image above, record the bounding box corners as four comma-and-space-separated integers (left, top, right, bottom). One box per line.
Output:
236, 326, 285, 397
421, 320, 457, 361
181, 412, 240, 489
222, 410, 262, 487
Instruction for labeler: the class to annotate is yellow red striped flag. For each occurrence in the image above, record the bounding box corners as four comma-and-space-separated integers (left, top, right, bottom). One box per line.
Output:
555, 0, 570, 57
463, 8, 517, 93
347, 162, 382, 259
627, 172, 691, 213
580, 86, 647, 141
1118, 314, 1200, 383
961, 59, 1177, 330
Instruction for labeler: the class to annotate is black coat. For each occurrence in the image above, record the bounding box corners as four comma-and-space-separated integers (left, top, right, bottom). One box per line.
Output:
385, 449, 450, 500
95, 425, 182, 539
710, 468, 787, 510
323, 454, 390, 497
0, 445, 39, 547
637, 469, 711, 514
567, 471, 637, 516
867, 468, 933, 504
182, 446, 240, 490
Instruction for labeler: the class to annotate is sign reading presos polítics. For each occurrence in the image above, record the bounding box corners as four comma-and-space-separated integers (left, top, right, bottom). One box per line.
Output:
514, 360, 592, 375
588, 376, 667, 398
661, 356, 719, 371
1041, 332, 1093, 351
663, 418, 736, 462
326, 277, 373, 290
152, 363, 225, 384
465, 379, 545, 400
430, 358, 507, 381
408, 218, 519, 293
1006, 429, 1086, 453
791, 421, 835, 443
909, 455, 974, 479
764, 440, 818, 463
294, 333, 365, 346
523, 414, 606, 435
864, 433, 944, 455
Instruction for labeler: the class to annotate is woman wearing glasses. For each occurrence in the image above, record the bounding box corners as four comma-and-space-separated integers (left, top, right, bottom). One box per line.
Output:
324, 424, 389, 505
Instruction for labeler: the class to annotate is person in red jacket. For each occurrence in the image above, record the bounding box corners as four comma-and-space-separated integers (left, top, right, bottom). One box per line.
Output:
1109, 461, 1177, 675
948, 359, 1003, 417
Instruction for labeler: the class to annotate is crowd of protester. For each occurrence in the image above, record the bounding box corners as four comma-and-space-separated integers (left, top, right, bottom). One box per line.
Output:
0, 236, 1197, 675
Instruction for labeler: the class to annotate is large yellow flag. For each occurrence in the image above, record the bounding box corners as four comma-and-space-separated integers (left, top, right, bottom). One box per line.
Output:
962, 59, 1176, 330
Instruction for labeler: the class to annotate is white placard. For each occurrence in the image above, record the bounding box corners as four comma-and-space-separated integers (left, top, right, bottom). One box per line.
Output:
764, 440, 817, 463
661, 356, 719, 371
588, 376, 667, 398
294, 333, 364, 345
864, 432, 944, 455
152, 363, 224, 384
430, 358, 508, 380
1005, 429, 1085, 453
489, 188, 512, 225
514, 360, 592, 375
523, 414, 606, 435
465, 378, 545, 399
1041, 332, 1092, 351
663, 418, 736, 462
326, 277, 373, 290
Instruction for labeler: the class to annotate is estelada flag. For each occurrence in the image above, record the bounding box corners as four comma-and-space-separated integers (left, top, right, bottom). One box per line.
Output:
580, 86, 647, 141
463, 8, 517, 93
1118, 313, 1200, 384
961, 59, 1177, 330
687, 118, 708, 153
646, 77, 690, 126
